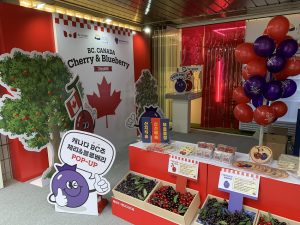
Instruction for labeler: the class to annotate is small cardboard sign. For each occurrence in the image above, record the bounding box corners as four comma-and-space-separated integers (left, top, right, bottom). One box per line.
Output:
218, 168, 260, 212
218, 168, 260, 198
141, 117, 169, 143
168, 155, 199, 180
48, 130, 116, 216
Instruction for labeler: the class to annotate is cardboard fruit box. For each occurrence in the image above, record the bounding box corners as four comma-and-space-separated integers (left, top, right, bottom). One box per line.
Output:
194, 194, 258, 225
112, 171, 160, 209
144, 180, 200, 225
256, 210, 300, 225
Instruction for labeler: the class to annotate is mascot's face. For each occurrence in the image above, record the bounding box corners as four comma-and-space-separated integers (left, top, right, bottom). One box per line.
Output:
52, 164, 89, 208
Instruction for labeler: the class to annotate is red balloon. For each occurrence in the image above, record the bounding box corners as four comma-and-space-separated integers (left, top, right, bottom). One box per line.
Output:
233, 87, 251, 103
234, 103, 253, 123
273, 72, 288, 81
266, 16, 290, 41
245, 58, 267, 77
254, 105, 276, 126
271, 101, 288, 118
280, 57, 300, 77
235, 43, 257, 64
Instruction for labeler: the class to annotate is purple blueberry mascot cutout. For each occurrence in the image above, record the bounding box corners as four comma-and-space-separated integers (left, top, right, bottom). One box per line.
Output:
48, 130, 115, 215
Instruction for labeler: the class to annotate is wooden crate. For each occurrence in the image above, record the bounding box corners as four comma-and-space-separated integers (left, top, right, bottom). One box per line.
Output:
194, 194, 258, 225
112, 171, 160, 209
144, 180, 201, 225
256, 210, 300, 225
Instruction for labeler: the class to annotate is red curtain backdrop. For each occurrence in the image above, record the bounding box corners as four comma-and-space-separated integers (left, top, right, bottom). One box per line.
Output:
182, 21, 245, 128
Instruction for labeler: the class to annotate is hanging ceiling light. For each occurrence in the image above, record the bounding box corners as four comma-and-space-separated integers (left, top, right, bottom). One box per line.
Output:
145, 0, 152, 15
143, 26, 151, 34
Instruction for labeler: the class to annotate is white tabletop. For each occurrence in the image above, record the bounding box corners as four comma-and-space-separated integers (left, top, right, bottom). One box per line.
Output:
130, 141, 300, 186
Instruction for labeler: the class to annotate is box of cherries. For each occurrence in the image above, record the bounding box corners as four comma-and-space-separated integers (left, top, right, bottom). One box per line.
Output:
145, 180, 200, 225
113, 172, 159, 209
195, 194, 258, 225
256, 211, 300, 225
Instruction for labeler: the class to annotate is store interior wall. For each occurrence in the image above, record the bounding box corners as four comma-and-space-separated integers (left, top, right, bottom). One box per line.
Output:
0, 2, 151, 183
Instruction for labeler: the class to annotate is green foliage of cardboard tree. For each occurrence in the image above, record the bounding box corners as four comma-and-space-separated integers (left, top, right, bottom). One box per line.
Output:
0, 50, 73, 164
135, 69, 158, 117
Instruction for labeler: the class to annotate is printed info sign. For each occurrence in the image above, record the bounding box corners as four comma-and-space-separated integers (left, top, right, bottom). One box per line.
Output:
53, 13, 136, 145
168, 155, 199, 180
48, 130, 116, 216
218, 168, 260, 199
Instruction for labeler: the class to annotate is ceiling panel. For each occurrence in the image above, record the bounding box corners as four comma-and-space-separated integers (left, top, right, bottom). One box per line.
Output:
46, 0, 300, 26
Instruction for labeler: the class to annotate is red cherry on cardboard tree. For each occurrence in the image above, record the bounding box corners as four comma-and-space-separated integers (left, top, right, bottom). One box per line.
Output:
271, 101, 288, 118
232, 87, 250, 103
254, 105, 276, 126
233, 103, 253, 123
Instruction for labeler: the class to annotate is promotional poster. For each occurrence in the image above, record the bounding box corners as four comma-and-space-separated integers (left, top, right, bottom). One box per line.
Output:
53, 13, 136, 144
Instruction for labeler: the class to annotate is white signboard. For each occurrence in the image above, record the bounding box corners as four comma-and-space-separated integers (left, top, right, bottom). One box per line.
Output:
218, 168, 260, 199
48, 130, 116, 215
168, 155, 199, 180
53, 13, 136, 145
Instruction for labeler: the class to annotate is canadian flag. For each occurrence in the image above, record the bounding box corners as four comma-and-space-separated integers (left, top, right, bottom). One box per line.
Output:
65, 91, 82, 119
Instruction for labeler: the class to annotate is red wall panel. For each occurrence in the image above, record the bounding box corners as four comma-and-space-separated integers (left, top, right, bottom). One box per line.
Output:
0, 3, 55, 182
133, 32, 151, 81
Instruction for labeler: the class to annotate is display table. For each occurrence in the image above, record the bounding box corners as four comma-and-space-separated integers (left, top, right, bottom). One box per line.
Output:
128, 141, 300, 222
165, 91, 201, 133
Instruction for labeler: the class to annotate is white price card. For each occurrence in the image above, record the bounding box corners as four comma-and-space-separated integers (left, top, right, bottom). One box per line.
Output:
168, 155, 199, 180
218, 168, 260, 199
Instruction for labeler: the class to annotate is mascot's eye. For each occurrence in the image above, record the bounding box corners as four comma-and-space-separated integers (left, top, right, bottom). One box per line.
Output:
72, 181, 78, 188
66, 181, 78, 189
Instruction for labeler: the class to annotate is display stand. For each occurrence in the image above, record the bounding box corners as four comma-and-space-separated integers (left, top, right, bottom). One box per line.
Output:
126, 141, 300, 222
165, 91, 201, 133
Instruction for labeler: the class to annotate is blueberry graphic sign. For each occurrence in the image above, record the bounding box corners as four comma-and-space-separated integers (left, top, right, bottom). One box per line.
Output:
218, 168, 260, 213
48, 130, 116, 215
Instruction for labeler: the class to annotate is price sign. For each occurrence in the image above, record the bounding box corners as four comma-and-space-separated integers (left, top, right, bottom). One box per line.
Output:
168, 155, 199, 180
218, 168, 260, 198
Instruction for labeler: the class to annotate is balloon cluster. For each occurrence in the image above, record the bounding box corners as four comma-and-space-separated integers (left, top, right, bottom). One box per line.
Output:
233, 16, 299, 126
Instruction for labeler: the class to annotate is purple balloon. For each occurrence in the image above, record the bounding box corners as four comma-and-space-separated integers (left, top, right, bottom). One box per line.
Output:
277, 39, 299, 58
281, 79, 297, 98
263, 80, 283, 101
252, 95, 264, 108
244, 76, 266, 98
267, 54, 286, 73
254, 35, 276, 57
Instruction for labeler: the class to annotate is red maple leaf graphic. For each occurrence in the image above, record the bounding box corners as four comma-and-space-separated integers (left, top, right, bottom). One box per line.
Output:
87, 77, 121, 128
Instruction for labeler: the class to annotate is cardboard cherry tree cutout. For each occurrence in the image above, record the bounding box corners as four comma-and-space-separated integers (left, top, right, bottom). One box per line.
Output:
125, 69, 164, 133
48, 130, 116, 215
87, 77, 121, 128
0, 49, 74, 167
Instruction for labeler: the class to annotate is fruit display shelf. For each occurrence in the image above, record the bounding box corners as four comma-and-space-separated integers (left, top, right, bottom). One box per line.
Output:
112, 171, 159, 209
144, 180, 200, 225
129, 141, 300, 222
194, 194, 258, 225
256, 211, 300, 225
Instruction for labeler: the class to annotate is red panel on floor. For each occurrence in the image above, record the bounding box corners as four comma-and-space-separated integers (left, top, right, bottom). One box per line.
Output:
9, 139, 49, 182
